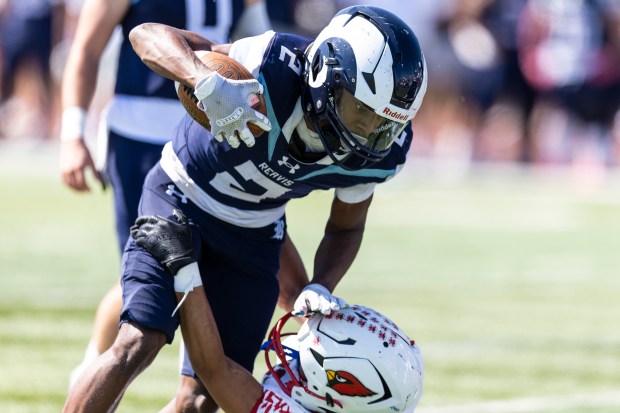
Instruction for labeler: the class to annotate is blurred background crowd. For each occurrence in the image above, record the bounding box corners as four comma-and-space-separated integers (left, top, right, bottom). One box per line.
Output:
2, 0, 620, 176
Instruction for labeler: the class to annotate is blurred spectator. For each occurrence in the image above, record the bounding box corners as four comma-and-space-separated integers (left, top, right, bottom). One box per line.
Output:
333, 0, 461, 175
267, 0, 336, 36
517, 0, 620, 173
0, 0, 64, 140
435, 0, 535, 165
335, 0, 448, 50
293, 0, 338, 36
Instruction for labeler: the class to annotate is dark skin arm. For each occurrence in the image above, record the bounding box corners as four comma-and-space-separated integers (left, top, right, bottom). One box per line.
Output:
60, 0, 130, 191
180, 236, 306, 411
131, 213, 304, 412
180, 238, 306, 409
177, 286, 264, 413
277, 233, 310, 311
311, 195, 373, 291
128, 23, 230, 89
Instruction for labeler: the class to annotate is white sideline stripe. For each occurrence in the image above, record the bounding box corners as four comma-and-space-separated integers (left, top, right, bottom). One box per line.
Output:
419, 391, 620, 413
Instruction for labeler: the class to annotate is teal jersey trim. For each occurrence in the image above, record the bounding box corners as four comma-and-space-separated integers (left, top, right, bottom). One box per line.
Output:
298, 165, 396, 180
259, 73, 281, 162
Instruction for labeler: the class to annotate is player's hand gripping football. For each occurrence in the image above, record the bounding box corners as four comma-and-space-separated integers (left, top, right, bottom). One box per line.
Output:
293, 283, 348, 316
194, 72, 271, 148
131, 209, 202, 315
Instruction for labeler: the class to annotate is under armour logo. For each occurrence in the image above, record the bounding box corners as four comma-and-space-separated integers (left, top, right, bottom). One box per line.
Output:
272, 218, 285, 240
165, 184, 188, 204
277, 156, 300, 174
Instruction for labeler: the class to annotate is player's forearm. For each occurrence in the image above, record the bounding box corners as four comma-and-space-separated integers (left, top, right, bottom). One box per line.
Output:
312, 225, 364, 292
277, 233, 309, 311
177, 288, 228, 376
177, 289, 263, 413
61, 51, 100, 110
61, 0, 128, 111
202, 358, 264, 413
311, 196, 371, 291
129, 23, 218, 88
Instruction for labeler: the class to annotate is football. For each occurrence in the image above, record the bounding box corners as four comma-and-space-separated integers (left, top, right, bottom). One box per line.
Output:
175, 51, 268, 137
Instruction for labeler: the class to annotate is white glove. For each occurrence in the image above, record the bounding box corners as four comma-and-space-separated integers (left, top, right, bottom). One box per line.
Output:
293, 283, 347, 316
194, 72, 271, 148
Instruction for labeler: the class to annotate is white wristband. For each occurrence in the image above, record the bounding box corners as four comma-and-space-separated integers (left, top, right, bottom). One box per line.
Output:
171, 262, 203, 317
60, 106, 87, 141
174, 262, 203, 292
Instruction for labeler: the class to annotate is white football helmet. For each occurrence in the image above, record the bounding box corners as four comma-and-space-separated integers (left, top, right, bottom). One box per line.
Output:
263, 305, 424, 413
300, 6, 427, 170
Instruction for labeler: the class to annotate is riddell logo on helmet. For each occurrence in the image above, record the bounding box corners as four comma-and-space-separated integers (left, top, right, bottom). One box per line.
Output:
382, 107, 410, 122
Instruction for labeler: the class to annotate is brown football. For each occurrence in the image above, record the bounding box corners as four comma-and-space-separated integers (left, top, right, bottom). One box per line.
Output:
175, 51, 268, 137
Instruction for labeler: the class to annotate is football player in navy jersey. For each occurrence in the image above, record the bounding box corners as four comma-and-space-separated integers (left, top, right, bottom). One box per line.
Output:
127, 208, 424, 413
62, 5, 427, 412
59, 0, 275, 392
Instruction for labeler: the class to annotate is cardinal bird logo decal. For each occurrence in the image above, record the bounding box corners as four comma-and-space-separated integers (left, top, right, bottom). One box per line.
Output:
326, 370, 376, 397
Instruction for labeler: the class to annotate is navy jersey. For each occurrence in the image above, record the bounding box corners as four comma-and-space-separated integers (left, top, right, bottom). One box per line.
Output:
161, 32, 413, 228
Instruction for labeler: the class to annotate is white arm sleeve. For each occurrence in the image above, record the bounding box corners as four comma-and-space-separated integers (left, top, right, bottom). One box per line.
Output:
335, 182, 376, 203
229, 31, 276, 78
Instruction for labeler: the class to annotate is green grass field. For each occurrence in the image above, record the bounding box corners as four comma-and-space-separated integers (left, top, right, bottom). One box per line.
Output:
1, 143, 619, 413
